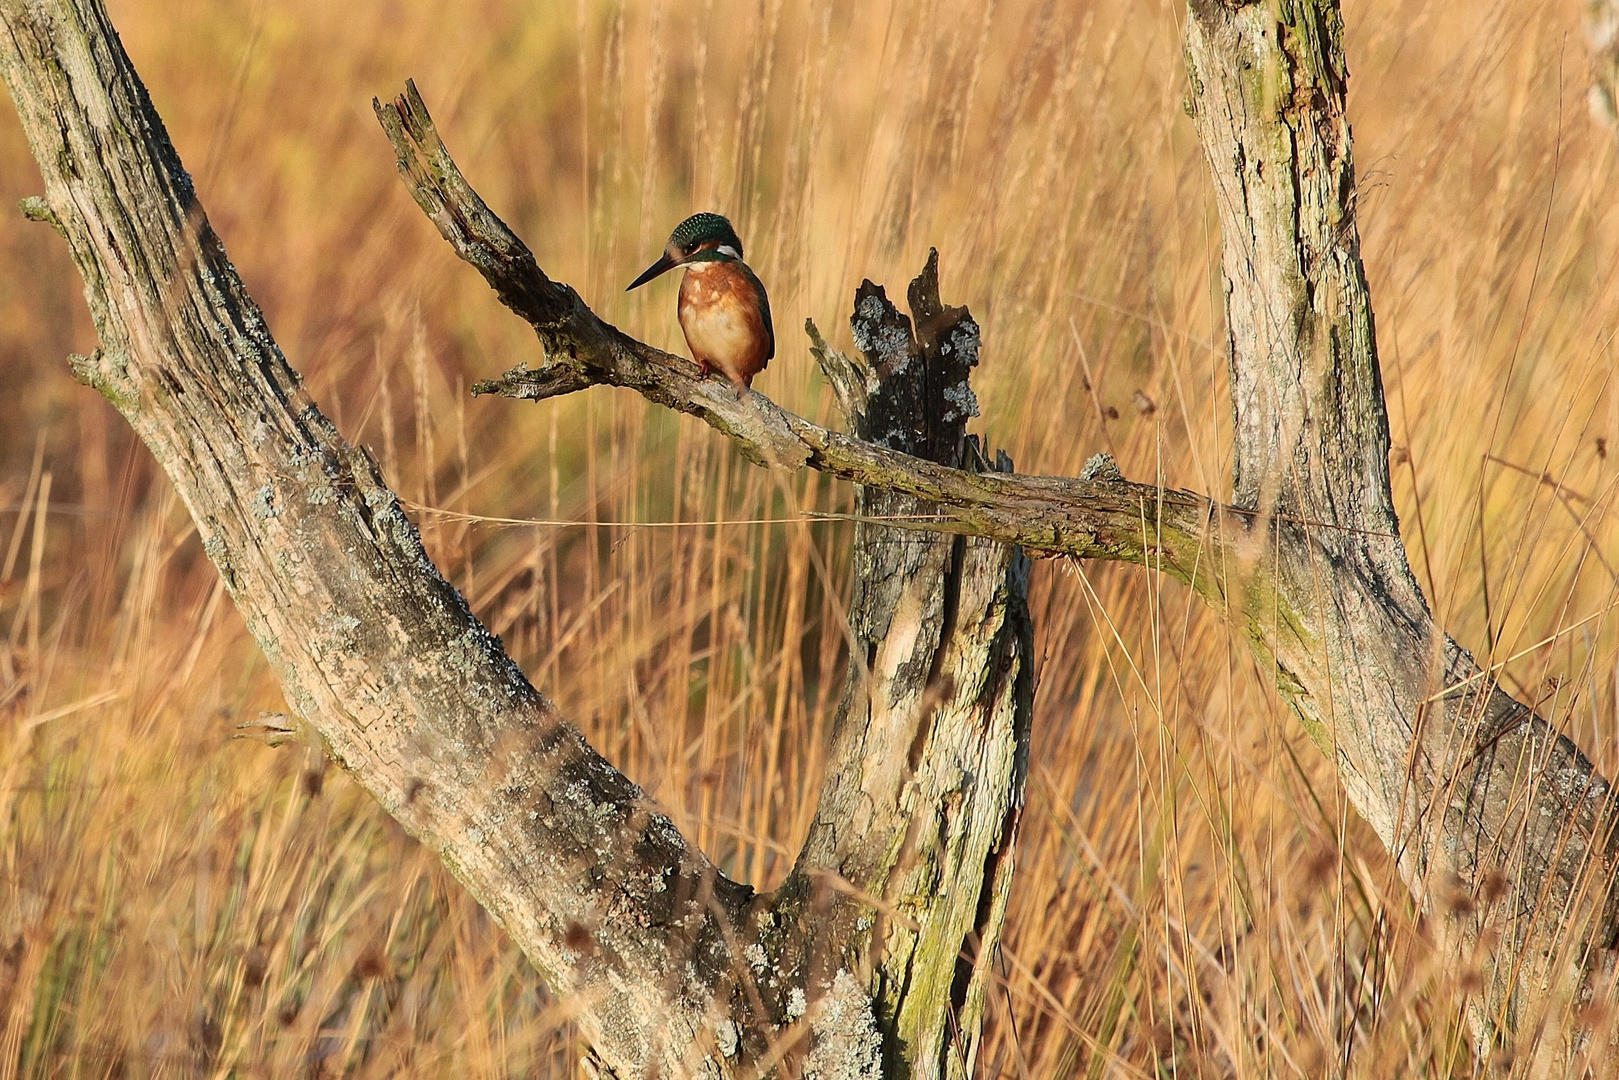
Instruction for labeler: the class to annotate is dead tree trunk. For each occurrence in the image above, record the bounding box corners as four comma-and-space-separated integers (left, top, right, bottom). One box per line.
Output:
0, 6, 770, 1077
774, 264, 1032, 1080
1182, 1, 1619, 1062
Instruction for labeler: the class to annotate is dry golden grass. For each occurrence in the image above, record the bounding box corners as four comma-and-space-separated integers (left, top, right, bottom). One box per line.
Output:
0, 0, 1616, 1075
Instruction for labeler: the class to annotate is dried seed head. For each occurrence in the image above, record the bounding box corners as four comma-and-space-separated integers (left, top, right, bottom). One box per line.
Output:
243, 947, 268, 989
1441, 873, 1476, 916
1480, 870, 1508, 905
1576, 1001, 1613, 1029
353, 946, 387, 980
565, 921, 596, 956
1304, 845, 1338, 886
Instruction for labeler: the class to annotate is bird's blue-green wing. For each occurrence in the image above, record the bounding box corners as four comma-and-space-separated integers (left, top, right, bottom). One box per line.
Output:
741, 262, 775, 361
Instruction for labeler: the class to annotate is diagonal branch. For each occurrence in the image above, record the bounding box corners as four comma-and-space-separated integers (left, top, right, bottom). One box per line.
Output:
376, 83, 1227, 579
1185, 0, 1619, 1061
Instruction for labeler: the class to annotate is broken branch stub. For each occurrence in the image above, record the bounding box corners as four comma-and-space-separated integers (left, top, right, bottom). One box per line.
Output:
775, 260, 1032, 1080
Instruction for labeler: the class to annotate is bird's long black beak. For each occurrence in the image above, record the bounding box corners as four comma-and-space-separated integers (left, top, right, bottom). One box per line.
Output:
626, 253, 679, 291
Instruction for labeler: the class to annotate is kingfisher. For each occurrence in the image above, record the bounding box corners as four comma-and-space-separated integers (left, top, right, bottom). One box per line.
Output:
626, 213, 774, 394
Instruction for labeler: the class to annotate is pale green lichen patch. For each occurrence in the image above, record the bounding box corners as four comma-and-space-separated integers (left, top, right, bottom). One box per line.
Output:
17, 194, 58, 227
806, 971, 883, 1080
250, 484, 279, 519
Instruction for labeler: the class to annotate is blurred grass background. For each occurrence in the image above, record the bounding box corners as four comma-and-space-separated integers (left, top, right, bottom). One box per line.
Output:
0, 0, 1616, 1075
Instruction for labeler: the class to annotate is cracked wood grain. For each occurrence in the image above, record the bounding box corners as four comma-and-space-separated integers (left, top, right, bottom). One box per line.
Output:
770, 259, 1033, 1080
1184, 0, 1619, 1063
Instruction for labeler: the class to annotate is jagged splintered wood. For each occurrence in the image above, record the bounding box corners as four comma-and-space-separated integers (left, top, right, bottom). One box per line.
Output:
775, 260, 1033, 1080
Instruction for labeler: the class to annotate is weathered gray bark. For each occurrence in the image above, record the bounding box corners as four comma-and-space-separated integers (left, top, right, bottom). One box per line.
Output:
0, 4, 1032, 1078
1183, 2, 1619, 1061
775, 263, 1032, 1080
0, 6, 776, 1078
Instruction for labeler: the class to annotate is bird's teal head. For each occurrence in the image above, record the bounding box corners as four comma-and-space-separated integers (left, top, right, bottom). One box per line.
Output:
626, 213, 744, 290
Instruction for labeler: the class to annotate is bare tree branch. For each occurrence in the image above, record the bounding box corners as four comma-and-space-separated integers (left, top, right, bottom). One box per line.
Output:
377, 84, 1225, 573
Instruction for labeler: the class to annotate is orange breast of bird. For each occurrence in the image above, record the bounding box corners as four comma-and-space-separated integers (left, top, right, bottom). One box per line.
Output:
677, 261, 772, 390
